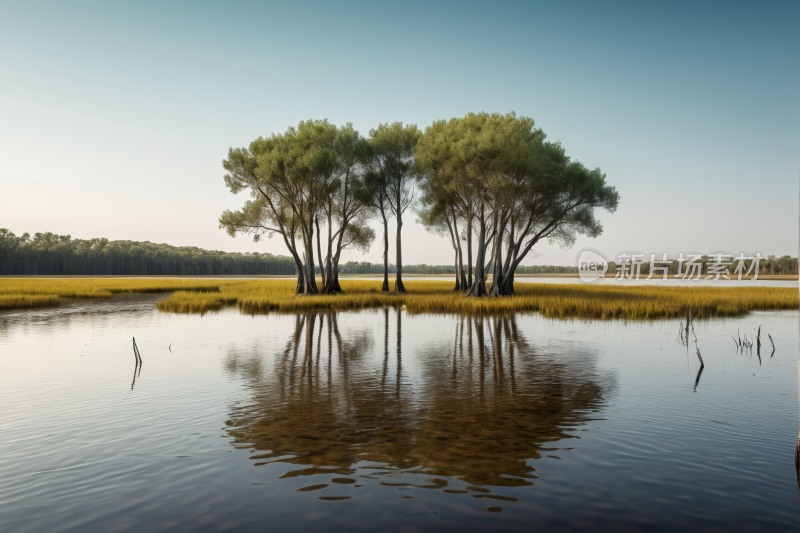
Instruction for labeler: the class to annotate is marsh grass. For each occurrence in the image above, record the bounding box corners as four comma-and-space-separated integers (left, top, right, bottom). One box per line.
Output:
1, 279, 796, 319
159, 280, 798, 319
0, 279, 222, 310
0, 294, 60, 310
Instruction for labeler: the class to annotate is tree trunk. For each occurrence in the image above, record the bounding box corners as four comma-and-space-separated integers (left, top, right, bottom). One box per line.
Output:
293, 255, 305, 294
300, 225, 319, 295
467, 207, 488, 297
458, 244, 467, 290
315, 216, 326, 289
325, 239, 344, 294
452, 206, 466, 291
285, 229, 305, 295
381, 211, 390, 292
453, 253, 461, 291
498, 234, 539, 297
466, 214, 473, 290
395, 210, 405, 292
445, 210, 460, 291
324, 205, 333, 291
328, 262, 342, 293
499, 270, 516, 295
488, 215, 507, 297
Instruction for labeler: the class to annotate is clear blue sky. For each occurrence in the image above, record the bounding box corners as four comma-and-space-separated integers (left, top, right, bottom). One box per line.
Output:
1, 1, 797, 265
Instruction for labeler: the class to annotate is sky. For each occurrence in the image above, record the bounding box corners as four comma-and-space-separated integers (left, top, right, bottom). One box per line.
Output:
1, 1, 798, 266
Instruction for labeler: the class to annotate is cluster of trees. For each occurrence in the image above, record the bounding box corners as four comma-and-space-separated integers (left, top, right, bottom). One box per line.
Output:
758, 255, 798, 275
221, 112, 619, 296
0, 229, 295, 276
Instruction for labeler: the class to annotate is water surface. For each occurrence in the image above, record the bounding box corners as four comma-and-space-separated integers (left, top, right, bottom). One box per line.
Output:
0, 295, 798, 531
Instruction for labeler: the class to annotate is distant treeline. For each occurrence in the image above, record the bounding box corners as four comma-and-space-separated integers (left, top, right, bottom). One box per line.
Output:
0, 229, 580, 277
0, 230, 295, 276
334, 262, 575, 275
4, 230, 795, 277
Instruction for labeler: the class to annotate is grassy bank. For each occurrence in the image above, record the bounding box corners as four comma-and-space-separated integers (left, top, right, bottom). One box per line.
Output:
1, 278, 796, 319
0, 279, 222, 310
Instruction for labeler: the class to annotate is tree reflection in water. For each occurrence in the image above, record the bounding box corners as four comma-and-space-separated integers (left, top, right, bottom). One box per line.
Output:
223, 310, 612, 494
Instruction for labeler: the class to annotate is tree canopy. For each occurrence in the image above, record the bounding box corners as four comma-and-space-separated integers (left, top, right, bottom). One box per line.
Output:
219, 112, 619, 296
416, 112, 619, 295
220, 120, 375, 294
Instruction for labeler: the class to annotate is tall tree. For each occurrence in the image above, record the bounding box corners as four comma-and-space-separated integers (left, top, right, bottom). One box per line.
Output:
416, 170, 464, 291
359, 169, 394, 291
315, 123, 375, 293
417, 112, 618, 297
487, 139, 619, 296
365, 123, 421, 292
416, 117, 478, 291
219, 119, 340, 295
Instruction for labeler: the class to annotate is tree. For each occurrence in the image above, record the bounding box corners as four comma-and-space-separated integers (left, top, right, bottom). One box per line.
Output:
416, 117, 482, 291
315, 124, 375, 293
416, 170, 464, 291
220, 119, 341, 295
487, 140, 619, 296
0, 229, 30, 254
359, 168, 394, 291
365, 123, 421, 292
417, 112, 618, 297
220, 120, 376, 295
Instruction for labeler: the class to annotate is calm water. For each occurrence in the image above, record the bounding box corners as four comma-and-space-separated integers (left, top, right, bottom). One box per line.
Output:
1, 295, 798, 532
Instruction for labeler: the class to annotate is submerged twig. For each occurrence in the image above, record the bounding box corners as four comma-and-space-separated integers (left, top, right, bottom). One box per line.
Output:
693, 346, 705, 391
132, 337, 142, 364
756, 326, 762, 352
795, 431, 800, 491
768, 334, 775, 357
693, 363, 704, 392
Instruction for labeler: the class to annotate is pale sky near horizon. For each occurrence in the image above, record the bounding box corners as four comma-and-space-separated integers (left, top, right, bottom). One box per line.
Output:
1, 1, 798, 266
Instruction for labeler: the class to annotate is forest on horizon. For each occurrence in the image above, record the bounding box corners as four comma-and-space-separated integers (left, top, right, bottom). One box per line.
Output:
0, 228, 579, 276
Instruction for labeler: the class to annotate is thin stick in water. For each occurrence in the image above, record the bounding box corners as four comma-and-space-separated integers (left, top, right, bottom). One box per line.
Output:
132, 337, 142, 364
756, 325, 762, 356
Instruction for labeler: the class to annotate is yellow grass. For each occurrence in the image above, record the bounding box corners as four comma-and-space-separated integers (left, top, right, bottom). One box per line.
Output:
0, 294, 60, 310
0, 278, 796, 319
0, 279, 222, 310
159, 280, 798, 319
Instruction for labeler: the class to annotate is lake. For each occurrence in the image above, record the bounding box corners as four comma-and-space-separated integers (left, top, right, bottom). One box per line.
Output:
1, 294, 798, 532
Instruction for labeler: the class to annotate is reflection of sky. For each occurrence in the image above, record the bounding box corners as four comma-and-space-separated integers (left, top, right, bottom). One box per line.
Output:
1, 1, 798, 266
0, 297, 798, 530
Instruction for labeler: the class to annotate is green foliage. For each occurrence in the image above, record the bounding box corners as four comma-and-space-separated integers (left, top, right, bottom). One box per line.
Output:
221, 120, 376, 294
0, 228, 30, 254
416, 111, 619, 296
